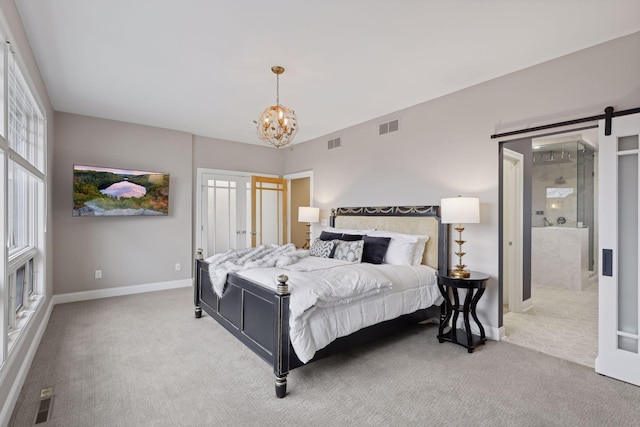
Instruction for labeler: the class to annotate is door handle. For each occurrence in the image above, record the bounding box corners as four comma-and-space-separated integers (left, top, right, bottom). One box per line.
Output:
602, 249, 613, 277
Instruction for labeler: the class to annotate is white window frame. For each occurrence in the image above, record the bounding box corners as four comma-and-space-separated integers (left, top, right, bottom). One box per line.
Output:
1, 35, 47, 362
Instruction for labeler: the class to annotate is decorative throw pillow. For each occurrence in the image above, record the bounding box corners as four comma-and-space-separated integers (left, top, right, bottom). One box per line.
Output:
362, 236, 392, 264
333, 240, 364, 263
309, 238, 335, 258
340, 233, 364, 241
319, 231, 343, 241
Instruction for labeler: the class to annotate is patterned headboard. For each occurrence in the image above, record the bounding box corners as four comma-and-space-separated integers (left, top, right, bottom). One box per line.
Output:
330, 206, 448, 274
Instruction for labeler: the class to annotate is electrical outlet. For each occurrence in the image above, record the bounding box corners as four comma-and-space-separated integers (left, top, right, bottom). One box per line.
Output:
175, 263, 181, 271
95, 270, 102, 279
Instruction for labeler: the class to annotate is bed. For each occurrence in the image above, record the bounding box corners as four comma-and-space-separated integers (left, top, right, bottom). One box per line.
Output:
193, 205, 449, 397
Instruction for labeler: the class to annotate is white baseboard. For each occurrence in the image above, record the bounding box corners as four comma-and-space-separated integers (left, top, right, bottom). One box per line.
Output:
52, 278, 192, 305
0, 298, 54, 427
485, 324, 501, 341
453, 319, 501, 341
521, 298, 534, 312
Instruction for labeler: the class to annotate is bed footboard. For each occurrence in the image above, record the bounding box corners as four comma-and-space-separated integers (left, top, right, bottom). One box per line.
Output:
273, 275, 290, 398
194, 250, 204, 319
194, 249, 291, 398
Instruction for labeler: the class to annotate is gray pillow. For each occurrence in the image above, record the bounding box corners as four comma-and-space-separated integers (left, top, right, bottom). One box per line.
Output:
309, 238, 336, 258
333, 240, 364, 263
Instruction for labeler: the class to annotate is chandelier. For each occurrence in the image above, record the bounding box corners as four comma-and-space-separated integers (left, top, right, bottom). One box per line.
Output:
255, 66, 298, 148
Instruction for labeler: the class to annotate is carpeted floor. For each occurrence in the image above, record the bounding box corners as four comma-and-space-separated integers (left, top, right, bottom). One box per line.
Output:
9, 287, 640, 426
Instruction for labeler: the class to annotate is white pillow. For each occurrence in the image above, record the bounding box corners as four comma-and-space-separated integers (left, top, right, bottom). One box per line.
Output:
412, 235, 430, 265
368, 230, 419, 265
324, 227, 375, 236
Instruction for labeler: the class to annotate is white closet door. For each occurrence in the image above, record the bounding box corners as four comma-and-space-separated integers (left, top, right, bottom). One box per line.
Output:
201, 173, 251, 257
596, 112, 640, 386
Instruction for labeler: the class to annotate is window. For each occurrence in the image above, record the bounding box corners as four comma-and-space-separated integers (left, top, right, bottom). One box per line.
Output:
8, 162, 35, 255
2, 40, 47, 357
15, 265, 24, 313
27, 258, 33, 296
8, 55, 44, 171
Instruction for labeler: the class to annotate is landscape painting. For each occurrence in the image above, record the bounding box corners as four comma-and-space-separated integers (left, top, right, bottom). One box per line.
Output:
73, 165, 170, 216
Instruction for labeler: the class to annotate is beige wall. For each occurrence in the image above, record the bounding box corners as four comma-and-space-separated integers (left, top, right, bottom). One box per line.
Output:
53, 113, 193, 294
283, 32, 640, 335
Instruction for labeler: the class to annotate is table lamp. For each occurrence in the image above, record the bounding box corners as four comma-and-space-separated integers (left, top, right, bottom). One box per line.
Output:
298, 206, 320, 249
440, 196, 480, 278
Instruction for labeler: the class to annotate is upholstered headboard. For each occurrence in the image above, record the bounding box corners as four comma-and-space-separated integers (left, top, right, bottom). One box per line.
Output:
330, 206, 448, 274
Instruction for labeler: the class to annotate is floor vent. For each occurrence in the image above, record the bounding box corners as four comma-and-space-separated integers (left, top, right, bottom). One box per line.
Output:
379, 119, 399, 135
34, 387, 54, 424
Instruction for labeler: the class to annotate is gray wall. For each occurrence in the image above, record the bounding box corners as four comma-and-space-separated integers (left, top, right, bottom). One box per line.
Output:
0, 0, 55, 416
53, 113, 193, 294
51, 122, 286, 296
283, 31, 640, 335
191, 134, 284, 261
193, 135, 284, 174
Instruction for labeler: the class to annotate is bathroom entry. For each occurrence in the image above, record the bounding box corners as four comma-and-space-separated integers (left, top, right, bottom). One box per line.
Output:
531, 135, 597, 291
500, 129, 600, 368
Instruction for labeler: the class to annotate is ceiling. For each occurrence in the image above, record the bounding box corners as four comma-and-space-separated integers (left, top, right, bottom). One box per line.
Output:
14, 0, 640, 146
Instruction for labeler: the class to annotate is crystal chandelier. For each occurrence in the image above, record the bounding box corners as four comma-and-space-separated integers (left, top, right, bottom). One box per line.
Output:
255, 66, 298, 148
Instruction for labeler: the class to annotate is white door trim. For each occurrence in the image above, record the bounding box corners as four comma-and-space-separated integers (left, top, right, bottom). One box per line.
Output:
283, 170, 314, 244
503, 148, 525, 313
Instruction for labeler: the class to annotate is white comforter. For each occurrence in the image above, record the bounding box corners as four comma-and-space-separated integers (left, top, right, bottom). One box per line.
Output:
237, 256, 441, 363
205, 244, 309, 297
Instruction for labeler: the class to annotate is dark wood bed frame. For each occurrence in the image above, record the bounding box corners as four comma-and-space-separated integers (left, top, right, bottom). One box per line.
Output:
193, 205, 449, 397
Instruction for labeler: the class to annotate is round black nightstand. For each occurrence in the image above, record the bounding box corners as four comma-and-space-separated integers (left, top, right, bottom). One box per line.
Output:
437, 271, 489, 353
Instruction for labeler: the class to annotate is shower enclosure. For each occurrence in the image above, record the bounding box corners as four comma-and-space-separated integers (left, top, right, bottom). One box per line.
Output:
531, 140, 595, 290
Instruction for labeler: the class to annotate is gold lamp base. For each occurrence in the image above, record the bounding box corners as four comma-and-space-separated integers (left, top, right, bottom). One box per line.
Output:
449, 269, 470, 279
452, 223, 470, 279
301, 222, 311, 249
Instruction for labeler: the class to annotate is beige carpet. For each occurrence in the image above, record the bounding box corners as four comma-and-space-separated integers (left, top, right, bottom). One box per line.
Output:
10, 287, 640, 426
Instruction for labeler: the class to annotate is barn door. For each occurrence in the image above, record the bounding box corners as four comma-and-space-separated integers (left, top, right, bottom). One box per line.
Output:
596, 112, 640, 386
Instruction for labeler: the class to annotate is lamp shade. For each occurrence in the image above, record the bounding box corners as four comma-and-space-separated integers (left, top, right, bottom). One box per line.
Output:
440, 197, 480, 224
298, 206, 319, 223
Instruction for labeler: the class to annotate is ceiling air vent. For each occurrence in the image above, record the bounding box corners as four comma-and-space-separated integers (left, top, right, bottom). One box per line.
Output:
379, 119, 399, 135
328, 137, 341, 150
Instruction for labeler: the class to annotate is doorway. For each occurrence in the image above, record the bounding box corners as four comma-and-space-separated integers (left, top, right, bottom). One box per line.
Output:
500, 130, 599, 368
196, 169, 287, 258
284, 171, 313, 249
